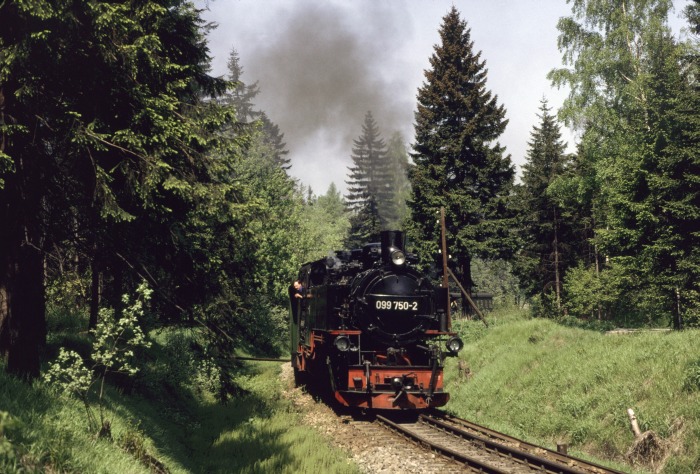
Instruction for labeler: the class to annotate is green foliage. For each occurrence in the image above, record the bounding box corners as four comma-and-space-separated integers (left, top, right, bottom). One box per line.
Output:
683, 359, 700, 393
561, 263, 609, 320
471, 258, 524, 308
446, 314, 700, 472
408, 6, 516, 295
345, 111, 397, 247
44, 349, 94, 402
547, 0, 700, 327
386, 132, 411, 229
43, 283, 152, 434
237, 300, 288, 357
513, 99, 580, 311
0, 0, 233, 378
0, 411, 21, 468
561, 262, 673, 327
288, 183, 350, 265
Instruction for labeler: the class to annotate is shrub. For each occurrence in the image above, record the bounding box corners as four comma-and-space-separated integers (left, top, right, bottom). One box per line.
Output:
43, 282, 152, 435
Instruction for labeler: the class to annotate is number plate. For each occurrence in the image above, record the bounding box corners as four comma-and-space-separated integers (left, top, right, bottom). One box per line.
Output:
372, 297, 420, 312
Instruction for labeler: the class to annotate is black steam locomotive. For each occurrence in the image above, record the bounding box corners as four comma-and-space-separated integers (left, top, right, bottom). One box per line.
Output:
290, 230, 463, 410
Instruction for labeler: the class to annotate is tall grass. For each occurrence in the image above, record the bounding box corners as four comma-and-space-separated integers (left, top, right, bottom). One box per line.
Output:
446, 310, 700, 473
0, 373, 150, 473
8, 304, 700, 473
1, 328, 359, 473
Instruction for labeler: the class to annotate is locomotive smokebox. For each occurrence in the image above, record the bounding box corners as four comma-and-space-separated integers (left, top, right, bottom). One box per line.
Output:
381, 230, 406, 265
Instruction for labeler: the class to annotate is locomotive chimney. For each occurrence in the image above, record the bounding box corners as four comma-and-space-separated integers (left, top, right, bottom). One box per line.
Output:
381, 230, 405, 264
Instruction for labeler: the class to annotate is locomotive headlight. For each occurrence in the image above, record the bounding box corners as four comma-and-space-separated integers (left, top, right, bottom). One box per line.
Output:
390, 249, 406, 266
333, 335, 351, 352
446, 336, 464, 354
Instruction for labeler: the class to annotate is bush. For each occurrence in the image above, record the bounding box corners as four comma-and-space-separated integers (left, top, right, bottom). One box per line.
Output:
43, 282, 152, 435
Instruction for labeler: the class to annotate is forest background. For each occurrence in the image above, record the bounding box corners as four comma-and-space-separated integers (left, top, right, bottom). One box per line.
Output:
0, 0, 699, 470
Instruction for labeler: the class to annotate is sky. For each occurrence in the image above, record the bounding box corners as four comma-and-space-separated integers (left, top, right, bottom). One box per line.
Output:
198, 0, 691, 196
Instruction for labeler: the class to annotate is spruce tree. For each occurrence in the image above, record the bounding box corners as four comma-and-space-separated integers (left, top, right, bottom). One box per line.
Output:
345, 111, 389, 247
225, 48, 261, 123
225, 49, 290, 169
0, 0, 231, 378
385, 132, 411, 229
514, 99, 574, 312
408, 7, 516, 304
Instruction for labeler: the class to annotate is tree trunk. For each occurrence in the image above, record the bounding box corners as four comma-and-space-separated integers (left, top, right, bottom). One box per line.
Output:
89, 255, 101, 330
0, 89, 48, 378
4, 245, 46, 379
89, 232, 101, 330
674, 287, 682, 330
0, 209, 47, 380
553, 207, 561, 311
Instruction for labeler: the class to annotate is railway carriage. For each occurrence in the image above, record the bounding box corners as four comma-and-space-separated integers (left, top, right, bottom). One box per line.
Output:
290, 230, 462, 410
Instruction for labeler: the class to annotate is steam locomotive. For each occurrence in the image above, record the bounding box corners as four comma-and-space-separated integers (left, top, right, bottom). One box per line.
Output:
290, 230, 463, 410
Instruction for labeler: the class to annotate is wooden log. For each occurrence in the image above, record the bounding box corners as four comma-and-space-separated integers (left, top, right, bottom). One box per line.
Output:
627, 408, 642, 439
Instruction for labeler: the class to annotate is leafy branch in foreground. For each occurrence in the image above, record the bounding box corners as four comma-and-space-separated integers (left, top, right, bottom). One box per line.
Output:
43, 282, 152, 436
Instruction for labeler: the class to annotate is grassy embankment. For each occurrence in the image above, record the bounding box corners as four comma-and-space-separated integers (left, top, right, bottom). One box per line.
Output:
446, 309, 700, 473
0, 326, 359, 474
2, 308, 699, 473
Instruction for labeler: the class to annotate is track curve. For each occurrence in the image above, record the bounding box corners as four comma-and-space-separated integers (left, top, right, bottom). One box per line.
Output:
375, 411, 626, 473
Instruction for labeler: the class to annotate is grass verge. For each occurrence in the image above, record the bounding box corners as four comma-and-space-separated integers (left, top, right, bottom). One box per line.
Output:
447, 309, 700, 473
1, 328, 358, 473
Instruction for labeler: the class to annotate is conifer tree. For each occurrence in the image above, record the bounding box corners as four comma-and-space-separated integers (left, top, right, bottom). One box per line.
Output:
225, 49, 290, 169
0, 0, 231, 378
408, 7, 516, 303
225, 48, 261, 123
514, 99, 575, 312
385, 132, 411, 229
345, 111, 390, 247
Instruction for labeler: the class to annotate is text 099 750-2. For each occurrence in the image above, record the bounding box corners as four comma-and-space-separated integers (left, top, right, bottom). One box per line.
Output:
374, 300, 419, 311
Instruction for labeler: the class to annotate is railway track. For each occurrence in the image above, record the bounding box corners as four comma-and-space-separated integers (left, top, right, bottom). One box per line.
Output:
375, 411, 626, 473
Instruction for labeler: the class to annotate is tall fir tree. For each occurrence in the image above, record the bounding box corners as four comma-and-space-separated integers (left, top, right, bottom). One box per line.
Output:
385, 132, 411, 229
224, 49, 290, 169
225, 48, 261, 123
408, 7, 516, 304
513, 99, 575, 313
345, 111, 390, 247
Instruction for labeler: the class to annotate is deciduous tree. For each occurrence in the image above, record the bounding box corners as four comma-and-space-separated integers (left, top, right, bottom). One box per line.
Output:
549, 0, 700, 326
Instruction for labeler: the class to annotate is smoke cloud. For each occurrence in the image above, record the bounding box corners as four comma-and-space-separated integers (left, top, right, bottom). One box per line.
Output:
205, 1, 422, 195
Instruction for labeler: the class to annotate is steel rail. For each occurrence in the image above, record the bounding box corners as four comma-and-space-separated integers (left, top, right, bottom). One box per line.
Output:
376, 414, 510, 473
419, 414, 590, 473
423, 413, 626, 474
